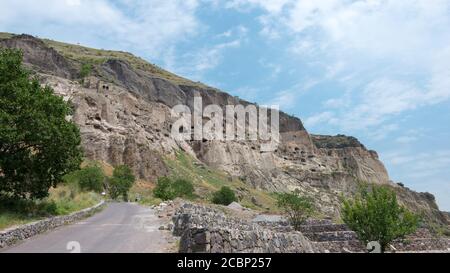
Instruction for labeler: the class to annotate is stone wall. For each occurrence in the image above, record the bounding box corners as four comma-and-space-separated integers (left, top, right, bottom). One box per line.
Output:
0, 201, 105, 249
172, 203, 318, 253
172, 203, 450, 253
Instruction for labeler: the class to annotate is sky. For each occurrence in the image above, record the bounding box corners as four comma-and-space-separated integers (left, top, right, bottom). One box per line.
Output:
1, 0, 449, 210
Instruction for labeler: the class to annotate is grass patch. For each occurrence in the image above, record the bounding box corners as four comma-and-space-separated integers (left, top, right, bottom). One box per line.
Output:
0, 213, 41, 231
128, 181, 163, 206
163, 151, 279, 212
48, 185, 101, 215
0, 184, 101, 231
0, 31, 213, 88
0, 32, 15, 40
39, 37, 212, 89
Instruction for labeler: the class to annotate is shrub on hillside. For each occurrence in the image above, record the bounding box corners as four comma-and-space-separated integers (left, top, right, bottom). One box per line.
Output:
153, 177, 177, 201
153, 177, 195, 201
79, 63, 92, 79
277, 191, 314, 231
212, 186, 237, 206
172, 179, 195, 198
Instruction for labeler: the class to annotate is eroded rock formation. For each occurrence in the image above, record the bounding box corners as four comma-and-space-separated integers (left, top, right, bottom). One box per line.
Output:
1, 34, 448, 226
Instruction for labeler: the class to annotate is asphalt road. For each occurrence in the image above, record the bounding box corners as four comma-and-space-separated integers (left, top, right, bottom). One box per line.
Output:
1, 203, 170, 253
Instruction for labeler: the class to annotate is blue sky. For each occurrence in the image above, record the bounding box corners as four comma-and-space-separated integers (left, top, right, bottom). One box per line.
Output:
1, 0, 449, 210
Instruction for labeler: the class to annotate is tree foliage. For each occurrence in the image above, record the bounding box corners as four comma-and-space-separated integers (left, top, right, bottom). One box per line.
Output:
153, 177, 176, 201
277, 191, 314, 230
109, 165, 135, 201
212, 186, 237, 206
65, 165, 105, 193
0, 48, 83, 199
172, 179, 195, 198
153, 177, 195, 201
341, 185, 419, 252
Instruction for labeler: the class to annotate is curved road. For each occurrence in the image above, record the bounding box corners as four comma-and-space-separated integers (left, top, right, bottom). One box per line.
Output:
1, 203, 171, 253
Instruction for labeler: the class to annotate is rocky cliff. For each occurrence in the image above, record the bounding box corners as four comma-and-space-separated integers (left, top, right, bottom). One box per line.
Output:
1, 33, 448, 226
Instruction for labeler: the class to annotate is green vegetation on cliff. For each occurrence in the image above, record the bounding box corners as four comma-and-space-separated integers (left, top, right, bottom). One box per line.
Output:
311, 134, 364, 149
39, 35, 211, 89
212, 187, 238, 206
162, 151, 278, 211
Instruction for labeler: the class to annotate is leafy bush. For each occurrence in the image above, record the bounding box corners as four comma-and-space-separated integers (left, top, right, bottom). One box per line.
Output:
342, 185, 419, 252
109, 165, 136, 201
153, 177, 195, 201
79, 63, 92, 79
68, 166, 105, 193
212, 186, 237, 206
0, 197, 58, 218
153, 177, 176, 201
38, 201, 58, 216
276, 191, 314, 230
172, 179, 195, 198
62, 165, 105, 193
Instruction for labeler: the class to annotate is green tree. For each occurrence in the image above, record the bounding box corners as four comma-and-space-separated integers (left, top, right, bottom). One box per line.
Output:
0, 48, 83, 199
172, 179, 194, 198
341, 185, 419, 252
75, 165, 105, 193
212, 186, 237, 206
153, 177, 195, 201
153, 177, 177, 201
109, 165, 135, 201
277, 191, 314, 231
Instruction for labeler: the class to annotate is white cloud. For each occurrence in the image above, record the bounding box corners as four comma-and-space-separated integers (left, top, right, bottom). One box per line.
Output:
230, 0, 450, 134
382, 149, 450, 210
367, 123, 399, 141
168, 38, 243, 80
193, 40, 242, 72
304, 111, 335, 128
164, 23, 249, 79
341, 79, 424, 130
266, 78, 320, 110
225, 0, 290, 13
383, 150, 450, 177
323, 97, 349, 109
232, 86, 260, 102
395, 129, 424, 144
395, 136, 418, 144
0, 0, 201, 59
266, 89, 298, 110
259, 59, 282, 79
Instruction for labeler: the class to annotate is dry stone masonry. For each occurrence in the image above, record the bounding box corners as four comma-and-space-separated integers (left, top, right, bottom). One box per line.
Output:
172, 203, 450, 253
172, 203, 317, 253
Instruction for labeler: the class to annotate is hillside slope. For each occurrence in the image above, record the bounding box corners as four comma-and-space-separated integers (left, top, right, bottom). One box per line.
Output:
1, 33, 448, 227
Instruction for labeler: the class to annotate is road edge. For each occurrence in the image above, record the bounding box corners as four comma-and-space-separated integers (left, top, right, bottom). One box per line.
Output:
0, 200, 107, 249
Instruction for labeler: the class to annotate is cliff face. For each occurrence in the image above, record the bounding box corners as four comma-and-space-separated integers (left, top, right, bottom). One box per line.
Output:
1, 34, 447, 225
